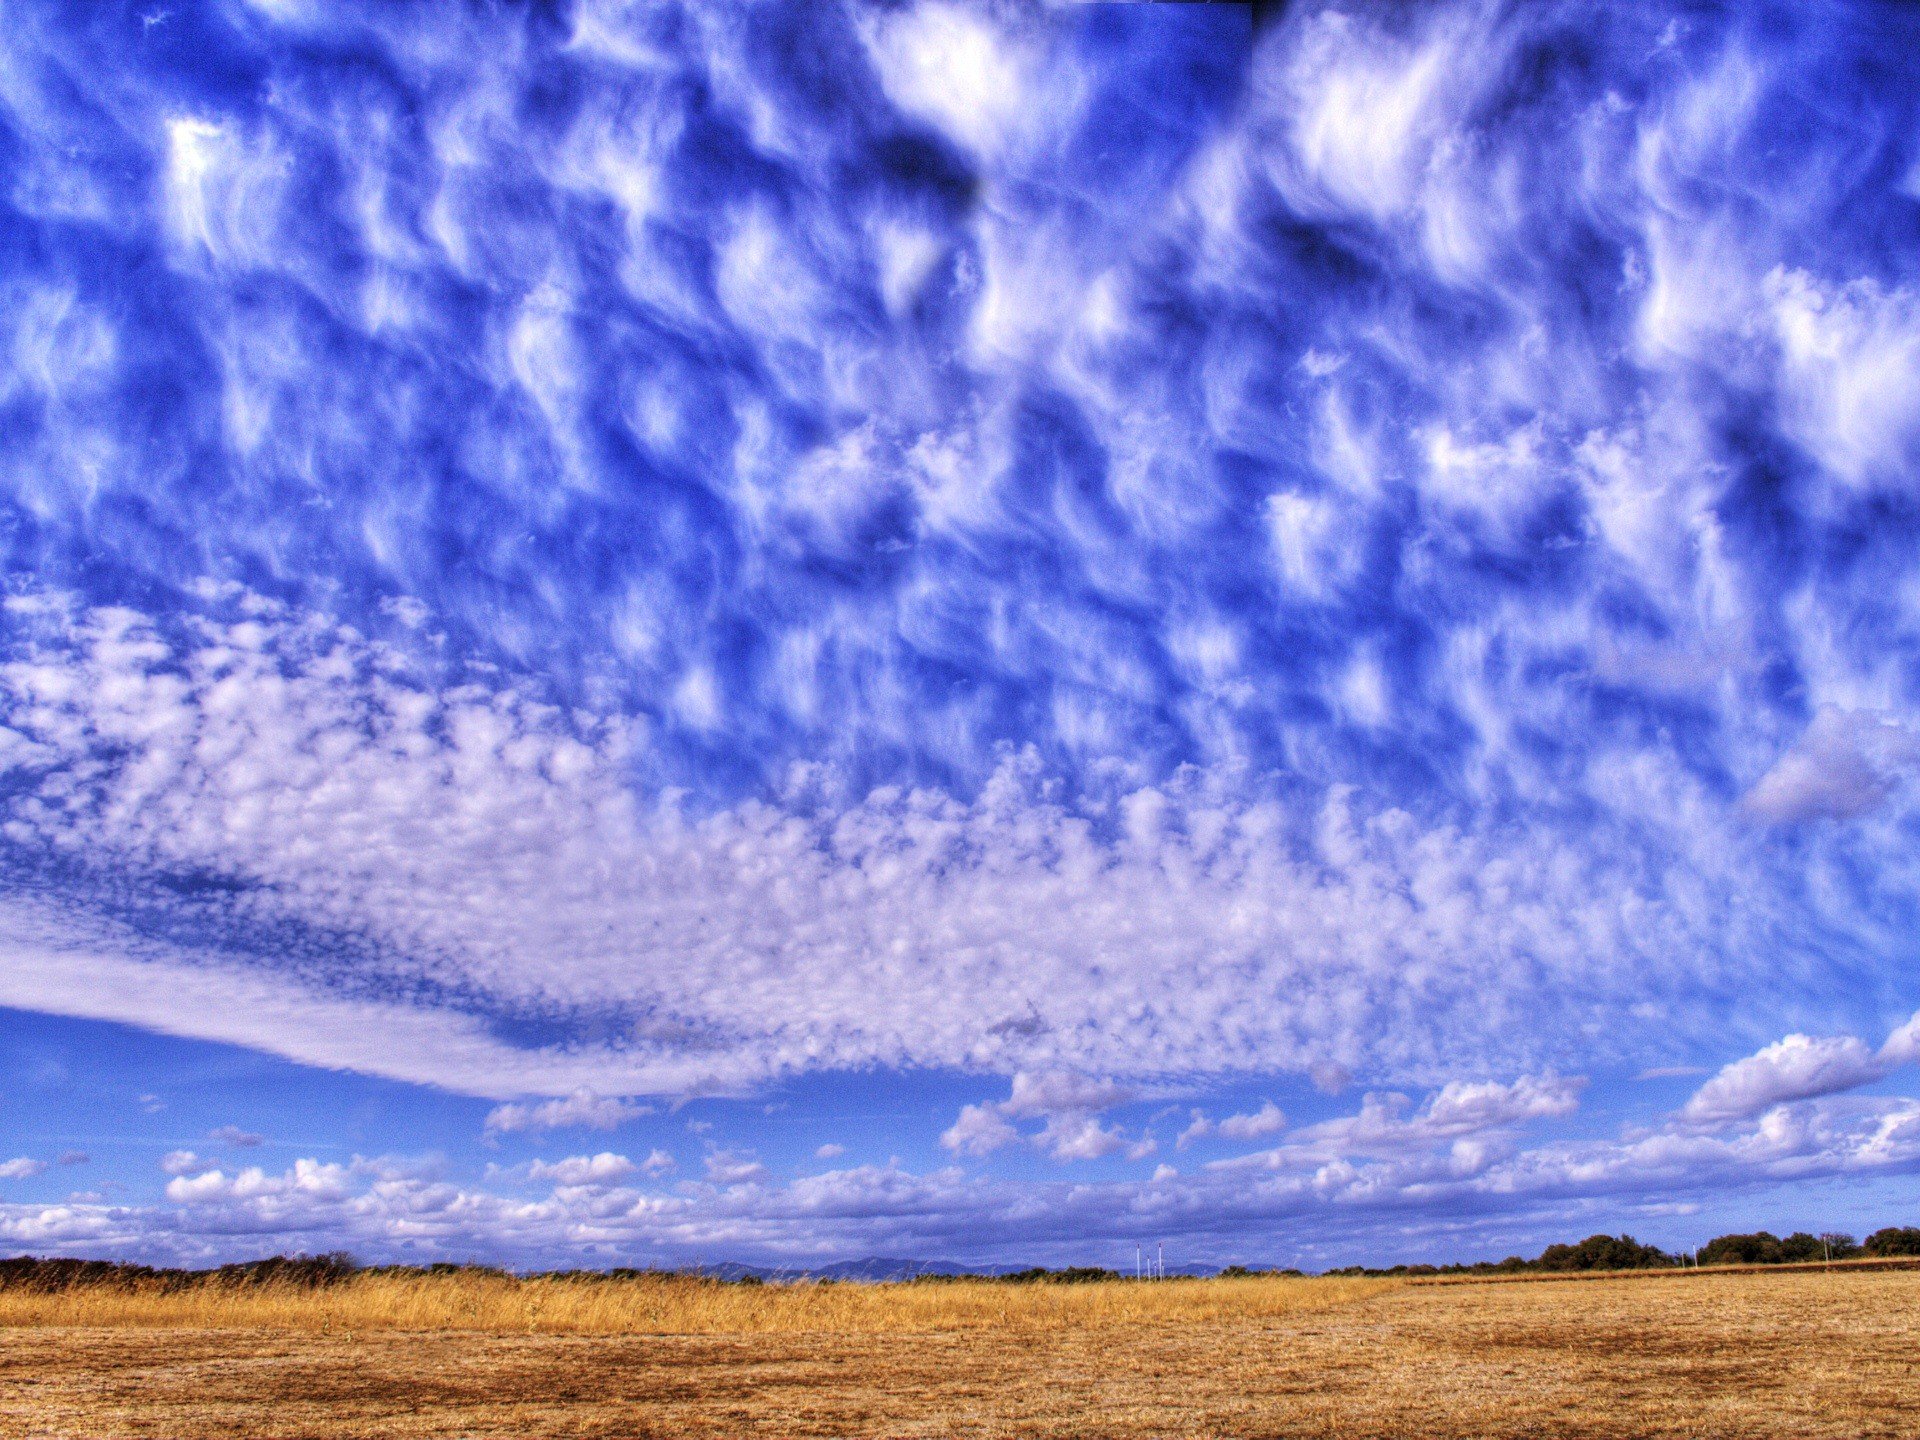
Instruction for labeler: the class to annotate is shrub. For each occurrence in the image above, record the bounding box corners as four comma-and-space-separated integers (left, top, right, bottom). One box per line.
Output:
1533, 1234, 1676, 1272
1698, 1232, 1783, 1266
1864, 1226, 1920, 1257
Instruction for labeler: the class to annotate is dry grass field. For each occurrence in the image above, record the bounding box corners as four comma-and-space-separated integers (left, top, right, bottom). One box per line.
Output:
2, 1266, 1916, 1438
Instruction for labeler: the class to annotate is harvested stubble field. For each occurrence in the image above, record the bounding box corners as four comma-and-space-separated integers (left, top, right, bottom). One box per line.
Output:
2, 1265, 1917, 1438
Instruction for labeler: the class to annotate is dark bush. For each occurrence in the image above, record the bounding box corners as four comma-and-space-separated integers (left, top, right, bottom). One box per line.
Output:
1534, 1234, 1676, 1272
1864, 1226, 1920, 1257
1698, 1232, 1783, 1266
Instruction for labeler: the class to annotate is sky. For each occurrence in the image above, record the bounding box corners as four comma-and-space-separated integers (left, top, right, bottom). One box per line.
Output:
2, 0, 1920, 1272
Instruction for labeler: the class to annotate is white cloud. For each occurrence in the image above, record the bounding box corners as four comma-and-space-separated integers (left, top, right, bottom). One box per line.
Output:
860, 4, 1058, 161
1744, 709, 1919, 824
164, 1158, 348, 1205
525, 1152, 636, 1187
939, 1102, 1020, 1158
159, 1150, 206, 1176
1002, 1072, 1134, 1118
1217, 1101, 1287, 1142
941, 1071, 1153, 1164
1223, 1073, 1584, 1173
1176, 1110, 1213, 1150
5, 1074, 1919, 1271
1680, 1033, 1889, 1127
1879, 1011, 1920, 1068
703, 1149, 767, 1186
1180, 1101, 1289, 1150
0, 595, 1810, 1103
1765, 268, 1920, 491
485, 1091, 652, 1135
814, 1143, 846, 1160
0, 1158, 47, 1180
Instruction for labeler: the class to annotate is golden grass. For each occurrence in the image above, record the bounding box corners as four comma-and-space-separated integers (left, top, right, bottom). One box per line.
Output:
4, 1267, 1917, 1438
0, 1270, 1394, 1335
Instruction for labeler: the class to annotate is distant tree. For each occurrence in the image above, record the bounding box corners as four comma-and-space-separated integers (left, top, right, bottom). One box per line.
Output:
1864, 1226, 1920, 1257
1533, 1234, 1676, 1271
1698, 1232, 1784, 1266
1776, 1232, 1826, 1263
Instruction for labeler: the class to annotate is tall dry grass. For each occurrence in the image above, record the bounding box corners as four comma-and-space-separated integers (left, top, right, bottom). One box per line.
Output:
0, 1270, 1394, 1335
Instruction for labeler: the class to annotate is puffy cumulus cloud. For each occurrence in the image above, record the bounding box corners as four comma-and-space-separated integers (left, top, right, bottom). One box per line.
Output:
704, 1149, 769, 1186
1880, 1012, 1920, 1068
524, 1153, 637, 1188
1217, 1102, 1288, 1142
1220, 1073, 1585, 1175
6, 1076, 1920, 1271
940, 1104, 1020, 1158
942, 1072, 1154, 1163
1680, 1034, 1891, 1127
163, 1158, 348, 1206
0, 1158, 48, 1180
1177, 1101, 1287, 1150
485, 1092, 653, 1136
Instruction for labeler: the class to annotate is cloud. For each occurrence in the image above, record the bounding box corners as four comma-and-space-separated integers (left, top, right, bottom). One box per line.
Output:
941, 1072, 1155, 1164
4, 1069, 1919, 1271
0, 1159, 47, 1180
0, 0, 1918, 1261
1879, 1011, 1920, 1068
0, 594, 1857, 1104
161, 1158, 350, 1205
940, 1103, 1021, 1158
860, 3, 1059, 162
484, 1092, 652, 1135
1217, 1102, 1288, 1142
209, 1126, 263, 1148
1680, 1034, 1890, 1127
525, 1153, 636, 1187
704, 1149, 768, 1186
814, 1143, 846, 1160
1178, 1101, 1287, 1149
1744, 710, 1920, 825
1222, 1073, 1585, 1173
159, 1151, 207, 1177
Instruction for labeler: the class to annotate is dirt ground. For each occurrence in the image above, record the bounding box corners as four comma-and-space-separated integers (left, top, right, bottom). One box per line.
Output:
3, 1267, 1916, 1438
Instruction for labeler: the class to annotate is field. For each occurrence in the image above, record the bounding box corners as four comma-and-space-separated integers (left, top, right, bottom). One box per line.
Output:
3, 1266, 1917, 1438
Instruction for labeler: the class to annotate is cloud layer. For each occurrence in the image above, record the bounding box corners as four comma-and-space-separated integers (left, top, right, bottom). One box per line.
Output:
2, 0, 1920, 1258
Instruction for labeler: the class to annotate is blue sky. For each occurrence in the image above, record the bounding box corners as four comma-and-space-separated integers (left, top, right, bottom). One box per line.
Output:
2, 0, 1920, 1270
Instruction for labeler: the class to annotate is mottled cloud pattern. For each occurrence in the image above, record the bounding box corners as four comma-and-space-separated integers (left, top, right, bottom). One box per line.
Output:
2, 0, 1919, 1263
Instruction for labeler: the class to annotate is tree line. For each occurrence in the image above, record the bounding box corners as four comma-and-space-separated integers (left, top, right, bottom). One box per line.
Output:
1311, 1226, 1920, 1278
4, 1227, 1918, 1290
